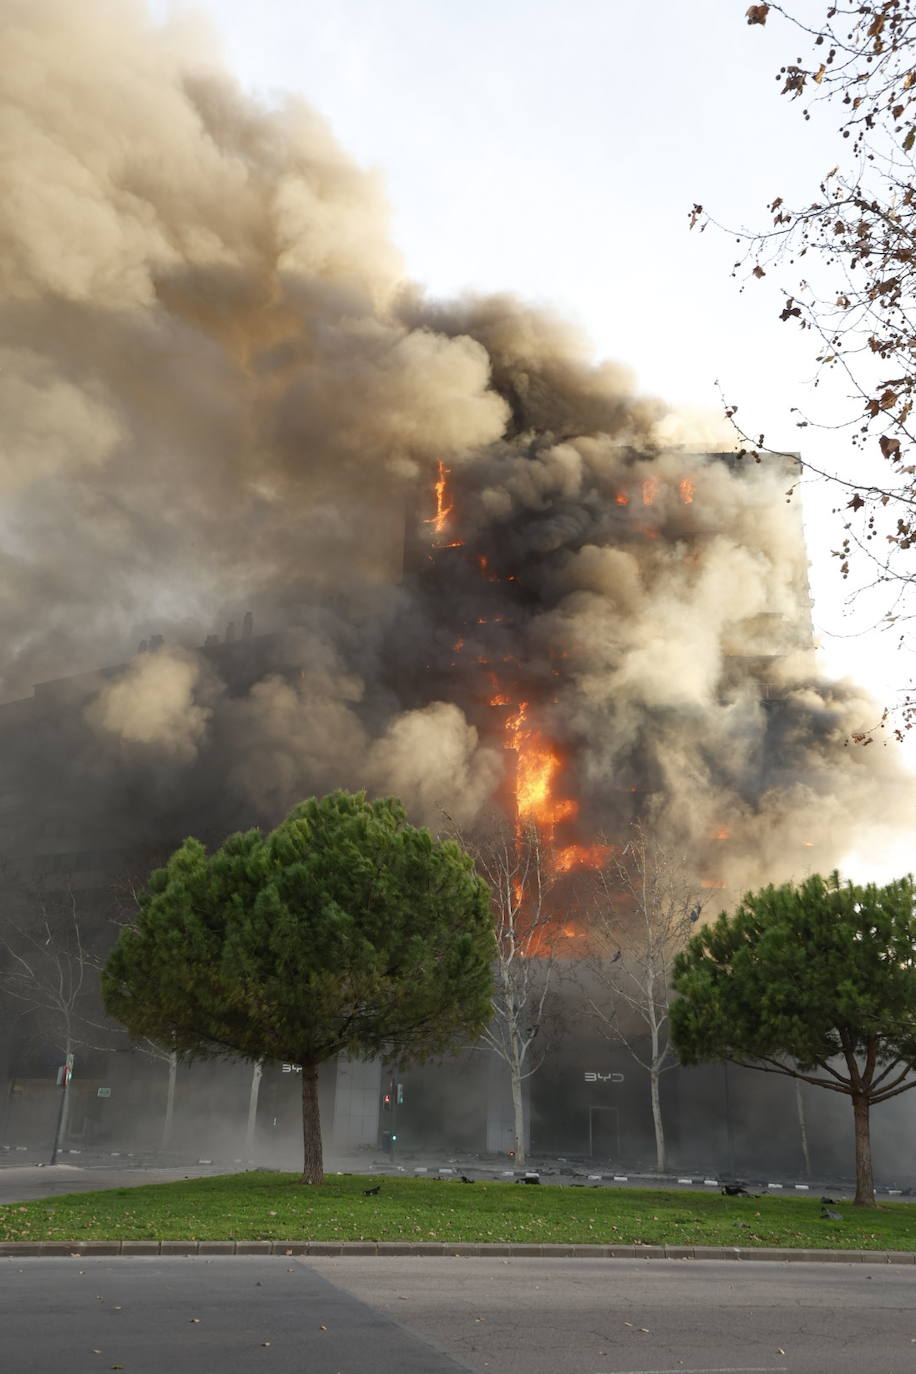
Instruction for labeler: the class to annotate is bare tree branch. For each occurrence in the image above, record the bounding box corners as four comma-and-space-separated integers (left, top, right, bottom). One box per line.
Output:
447, 811, 564, 1167
583, 822, 704, 1171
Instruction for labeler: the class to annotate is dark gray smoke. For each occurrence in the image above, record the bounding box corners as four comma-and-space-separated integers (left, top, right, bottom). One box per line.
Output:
1, 0, 912, 899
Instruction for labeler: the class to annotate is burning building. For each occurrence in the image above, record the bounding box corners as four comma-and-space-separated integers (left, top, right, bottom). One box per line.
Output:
2, 0, 915, 1177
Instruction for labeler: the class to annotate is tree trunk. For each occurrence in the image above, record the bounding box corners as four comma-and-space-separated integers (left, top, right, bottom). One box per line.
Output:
299, 1061, 324, 1184
649, 1066, 665, 1173
794, 1078, 811, 1178
160, 1051, 177, 1152
851, 1091, 876, 1207
245, 1059, 263, 1161
510, 1053, 526, 1168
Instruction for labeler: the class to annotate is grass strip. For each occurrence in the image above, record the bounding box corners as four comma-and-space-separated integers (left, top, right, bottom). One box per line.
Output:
0, 1173, 914, 1250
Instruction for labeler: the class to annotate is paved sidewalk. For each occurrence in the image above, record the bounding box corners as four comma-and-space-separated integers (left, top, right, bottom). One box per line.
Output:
0, 1163, 230, 1205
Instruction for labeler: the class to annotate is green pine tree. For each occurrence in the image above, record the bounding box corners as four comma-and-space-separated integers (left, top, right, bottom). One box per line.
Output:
103, 791, 494, 1182
671, 872, 916, 1206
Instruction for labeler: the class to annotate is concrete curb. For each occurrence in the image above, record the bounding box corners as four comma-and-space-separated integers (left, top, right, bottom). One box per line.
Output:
0, 1239, 913, 1264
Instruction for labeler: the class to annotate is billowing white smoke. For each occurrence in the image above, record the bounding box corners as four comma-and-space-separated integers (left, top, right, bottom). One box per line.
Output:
365, 704, 503, 829
1, 0, 913, 894
87, 649, 211, 763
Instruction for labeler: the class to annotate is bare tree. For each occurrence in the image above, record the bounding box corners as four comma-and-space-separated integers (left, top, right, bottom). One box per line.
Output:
694, 2, 916, 714
585, 825, 702, 1174
457, 816, 561, 1168
130, 1038, 180, 1151
0, 881, 116, 1162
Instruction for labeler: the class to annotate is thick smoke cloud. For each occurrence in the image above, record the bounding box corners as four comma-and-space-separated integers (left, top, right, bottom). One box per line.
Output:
1, 0, 913, 899
87, 647, 212, 763
365, 703, 504, 829
1, 0, 505, 702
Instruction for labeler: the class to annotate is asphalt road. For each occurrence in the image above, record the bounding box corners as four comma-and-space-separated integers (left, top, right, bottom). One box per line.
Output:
0, 1255, 471, 1374
2, 1255, 915, 1374
308, 1255, 916, 1374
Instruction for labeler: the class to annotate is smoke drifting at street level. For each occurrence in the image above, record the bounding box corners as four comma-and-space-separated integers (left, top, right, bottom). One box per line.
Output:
1, 0, 913, 898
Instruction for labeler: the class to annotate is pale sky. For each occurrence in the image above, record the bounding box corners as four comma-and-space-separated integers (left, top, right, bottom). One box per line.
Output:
157, 0, 916, 787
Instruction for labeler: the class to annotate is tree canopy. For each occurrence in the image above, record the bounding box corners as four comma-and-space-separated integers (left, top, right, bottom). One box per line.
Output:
670, 871, 916, 1204
103, 790, 495, 1182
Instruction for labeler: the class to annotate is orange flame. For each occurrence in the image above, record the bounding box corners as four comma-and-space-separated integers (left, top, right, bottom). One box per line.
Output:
553, 843, 612, 874
506, 702, 578, 830
615, 490, 630, 506
710, 825, 730, 840
679, 477, 695, 504
642, 477, 658, 506
425, 460, 454, 535
527, 918, 590, 957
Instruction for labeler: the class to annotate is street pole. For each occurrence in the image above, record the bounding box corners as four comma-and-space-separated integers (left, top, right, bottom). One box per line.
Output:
50, 1053, 74, 1165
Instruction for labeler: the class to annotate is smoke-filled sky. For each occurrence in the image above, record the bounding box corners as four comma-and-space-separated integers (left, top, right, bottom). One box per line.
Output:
181, 0, 905, 691
3, 0, 915, 890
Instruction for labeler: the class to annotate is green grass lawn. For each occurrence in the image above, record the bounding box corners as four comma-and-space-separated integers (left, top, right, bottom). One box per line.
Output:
1, 1173, 915, 1250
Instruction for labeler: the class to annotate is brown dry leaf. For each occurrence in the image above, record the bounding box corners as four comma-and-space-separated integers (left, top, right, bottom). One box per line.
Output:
746, 3, 769, 24
752, 266, 766, 279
